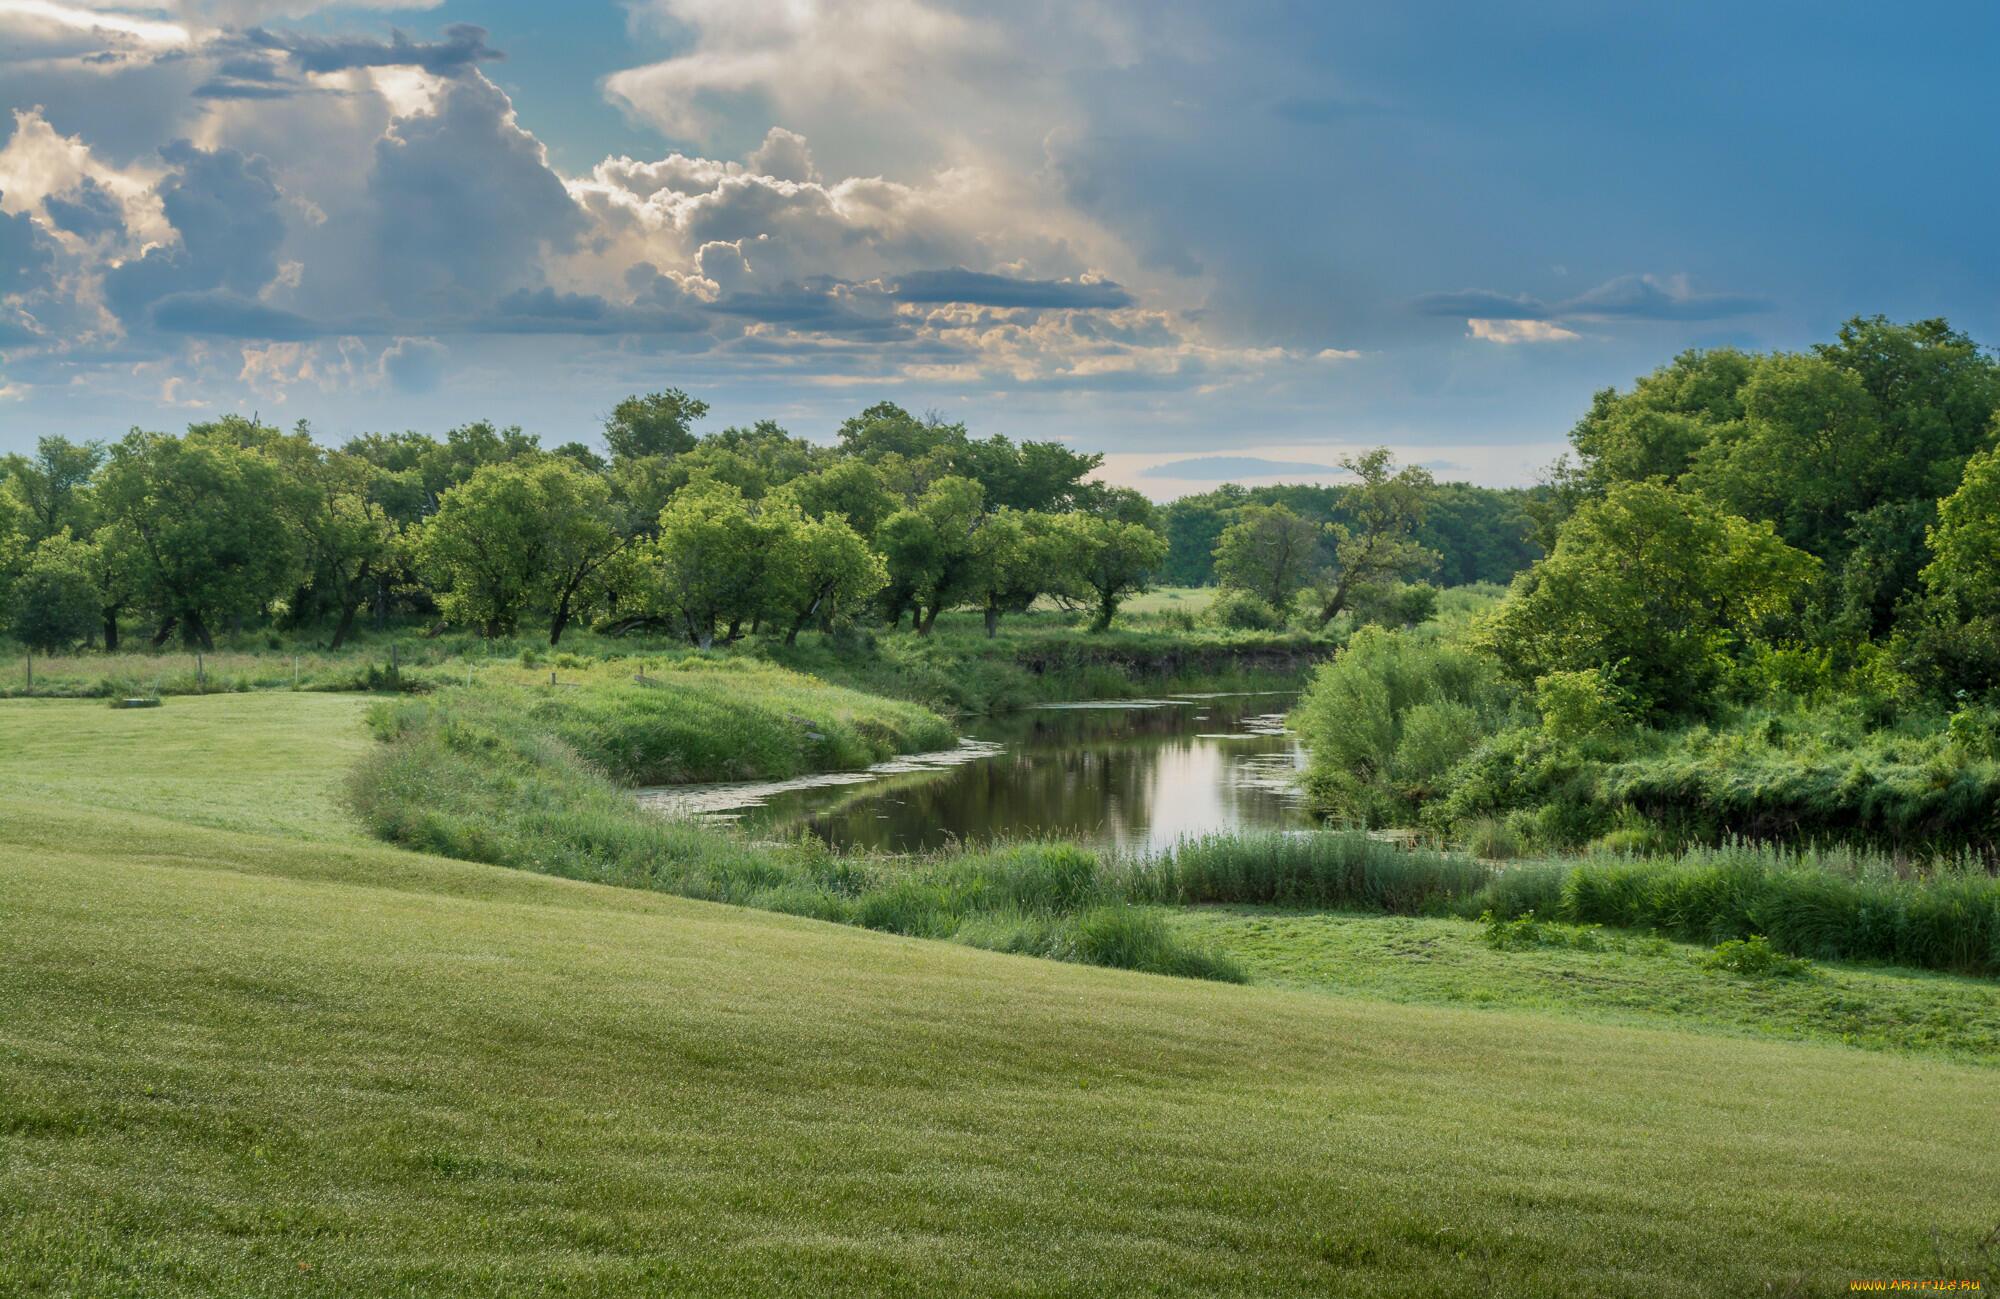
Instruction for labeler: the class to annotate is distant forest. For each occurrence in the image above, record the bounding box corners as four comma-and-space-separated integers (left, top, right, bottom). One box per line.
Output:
1161, 481, 1542, 588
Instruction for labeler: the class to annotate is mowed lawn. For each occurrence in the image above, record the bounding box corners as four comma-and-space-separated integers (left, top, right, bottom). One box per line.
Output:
3, 695, 1998, 1296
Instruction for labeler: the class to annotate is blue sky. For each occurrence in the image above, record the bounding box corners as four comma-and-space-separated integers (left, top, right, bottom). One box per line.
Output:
1, 0, 1995, 491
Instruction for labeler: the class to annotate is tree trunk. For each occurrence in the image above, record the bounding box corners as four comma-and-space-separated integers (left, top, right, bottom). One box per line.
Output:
375, 575, 389, 631
984, 603, 999, 638
787, 585, 832, 647
183, 611, 215, 651
330, 600, 360, 651
102, 610, 120, 654
916, 605, 937, 636
151, 616, 179, 648
548, 589, 574, 646
1315, 574, 1354, 629
724, 617, 743, 643
1092, 591, 1117, 632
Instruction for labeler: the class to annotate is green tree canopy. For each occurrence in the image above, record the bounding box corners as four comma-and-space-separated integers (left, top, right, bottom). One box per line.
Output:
1921, 446, 2000, 619
2, 436, 104, 543
645, 480, 767, 648
1213, 502, 1321, 611
9, 531, 99, 653
1311, 448, 1436, 628
875, 476, 984, 635
411, 458, 619, 641
1053, 512, 1167, 631
96, 431, 301, 649
604, 389, 708, 462
762, 504, 886, 645
1478, 482, 1820, 716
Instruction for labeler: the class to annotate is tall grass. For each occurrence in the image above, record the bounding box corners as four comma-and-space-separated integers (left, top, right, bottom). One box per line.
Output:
1115, 830, 1490, 914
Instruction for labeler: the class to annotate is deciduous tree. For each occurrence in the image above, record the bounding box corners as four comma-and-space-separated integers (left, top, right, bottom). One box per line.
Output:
1478, 482, 1819, 716
1311, 448, 1436, 628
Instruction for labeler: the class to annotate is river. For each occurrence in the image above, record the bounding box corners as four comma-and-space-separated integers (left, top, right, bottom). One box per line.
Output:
637, 692, 1316, 854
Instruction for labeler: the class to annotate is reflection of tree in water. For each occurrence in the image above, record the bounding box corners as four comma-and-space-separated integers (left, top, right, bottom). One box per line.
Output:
759, 694, 1309, 853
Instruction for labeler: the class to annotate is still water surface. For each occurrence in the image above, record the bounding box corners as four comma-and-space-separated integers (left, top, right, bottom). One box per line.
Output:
638, 693, 1317, 854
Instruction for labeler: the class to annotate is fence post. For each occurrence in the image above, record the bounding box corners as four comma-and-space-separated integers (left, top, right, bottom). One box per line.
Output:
196, 651, 204, 692
293, 654, 300, 689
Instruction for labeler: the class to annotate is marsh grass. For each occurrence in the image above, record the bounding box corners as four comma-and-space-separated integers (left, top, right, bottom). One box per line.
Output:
1117, 831, 2000, 976
1114, 830, 1490, 913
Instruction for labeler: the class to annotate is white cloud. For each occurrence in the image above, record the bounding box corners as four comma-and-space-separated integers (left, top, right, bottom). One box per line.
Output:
1467, 317, 1579, 344
606, 0, 1005, 144
0, 0, 190, 51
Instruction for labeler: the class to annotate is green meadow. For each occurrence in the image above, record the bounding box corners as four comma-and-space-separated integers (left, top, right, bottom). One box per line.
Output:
4, 689, 2000, 1297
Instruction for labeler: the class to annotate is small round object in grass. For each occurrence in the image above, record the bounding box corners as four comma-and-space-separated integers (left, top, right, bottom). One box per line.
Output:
110, 697, 163, 710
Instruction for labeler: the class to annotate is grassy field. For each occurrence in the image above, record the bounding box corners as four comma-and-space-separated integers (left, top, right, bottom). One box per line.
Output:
6, 692, 2000, 1295
0, 604, 1326, 720
1168, 905, 2000, 1061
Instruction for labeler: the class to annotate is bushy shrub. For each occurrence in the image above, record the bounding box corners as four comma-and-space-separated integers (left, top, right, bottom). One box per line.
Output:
1479, 909, 1604, 952
1292, 627, 1515, 824
1206, 588, 1288, 631
1458, 816, 1523, 860
1349, 581, 1440, 630
1702, 935, 1811, 978
1533, 667, 1631, 744
1729, 641, 1838, 708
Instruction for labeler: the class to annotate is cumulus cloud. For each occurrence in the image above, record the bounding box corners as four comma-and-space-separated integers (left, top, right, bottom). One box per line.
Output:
0, 9, 1255, 408
1467, 318, 1579, 344
605, 0, 1007, 143
745, 126, 816, 183
363, 74, 583, 315
103, 138, 286, 325
378, 334, 445, 392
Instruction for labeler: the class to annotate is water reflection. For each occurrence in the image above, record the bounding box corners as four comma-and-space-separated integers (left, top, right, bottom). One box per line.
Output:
640, 692, 1315, 854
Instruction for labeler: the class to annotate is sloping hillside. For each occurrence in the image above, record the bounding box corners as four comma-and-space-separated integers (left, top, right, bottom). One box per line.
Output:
3, 695, 1996, 1296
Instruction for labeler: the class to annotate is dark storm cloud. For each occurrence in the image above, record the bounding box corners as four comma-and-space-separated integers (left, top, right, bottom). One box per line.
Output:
103, 140, 286, 325
1560, 274, 1769, 321
1416, 276, 1769, 325
44, 178, 126, 242
887, 269, 1135, 310
1412, 289, 1553, 320
244, 24, 502, 77
474, 288, 708, 335
148, 290, 321, 340
0, 200, 56, 295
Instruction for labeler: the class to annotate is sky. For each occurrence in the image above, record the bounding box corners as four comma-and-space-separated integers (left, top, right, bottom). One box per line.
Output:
0, 0, 1995, 493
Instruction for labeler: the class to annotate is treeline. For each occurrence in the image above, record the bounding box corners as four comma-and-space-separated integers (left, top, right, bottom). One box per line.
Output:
1294, 316, 2000, 851
0, 398, 1173, 652
0, 385, 1528, 656
1162, 480, 1541, 589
